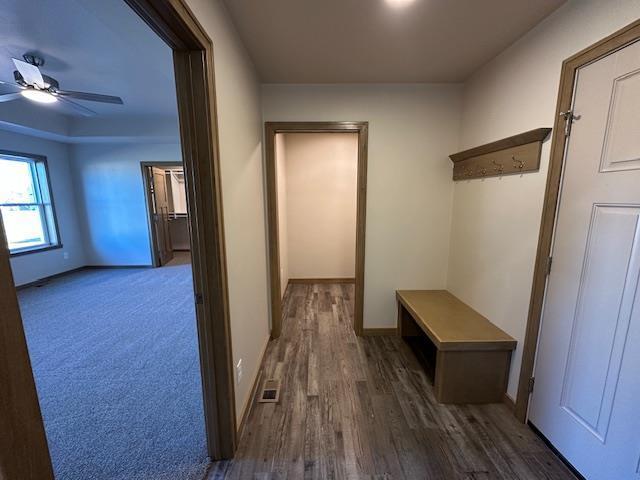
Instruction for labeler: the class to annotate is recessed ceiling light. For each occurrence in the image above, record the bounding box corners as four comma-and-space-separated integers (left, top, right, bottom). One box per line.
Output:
385, 0, 415, 8
21, 88, 58, 104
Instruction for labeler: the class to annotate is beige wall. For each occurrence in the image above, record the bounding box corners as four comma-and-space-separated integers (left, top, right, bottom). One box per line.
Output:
275, 133, 289, 295
282, 133, 358, 280
263, 84, 462, 329
447, 0, 640, 399
185, 0, 270, 423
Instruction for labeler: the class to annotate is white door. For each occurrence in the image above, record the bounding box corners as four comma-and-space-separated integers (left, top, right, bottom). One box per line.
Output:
530, 39, 640, 480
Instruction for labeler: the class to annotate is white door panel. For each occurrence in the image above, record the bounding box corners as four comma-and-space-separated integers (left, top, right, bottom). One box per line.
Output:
530, 39, 640, 480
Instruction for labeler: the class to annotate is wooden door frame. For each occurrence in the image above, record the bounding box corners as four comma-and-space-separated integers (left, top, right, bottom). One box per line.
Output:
515, 19, 640, 423
264, 122, 369, 339
0, 221, 54, 480
0, 1, 238, 477
141, 161, 183, 267
125, 0, 238, 459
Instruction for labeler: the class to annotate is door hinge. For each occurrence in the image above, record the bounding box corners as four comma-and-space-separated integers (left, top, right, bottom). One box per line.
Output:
528, 377, 535, 393
195, 293, 204, 305
546, 256, 553, 276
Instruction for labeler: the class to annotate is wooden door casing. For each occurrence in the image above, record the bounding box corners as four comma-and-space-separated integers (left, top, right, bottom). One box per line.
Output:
151, 167, 174, 266
0, 216, 54, 480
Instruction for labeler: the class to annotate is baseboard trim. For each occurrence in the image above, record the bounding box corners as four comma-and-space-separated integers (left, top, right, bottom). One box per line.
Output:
503, 393, 516, 412
237, 334, 271, 438
362, 327, 398, 336
16, 264, 154, 290
84, 265, 152, 269
288, 277, 355, 285
16, 267, 85, 290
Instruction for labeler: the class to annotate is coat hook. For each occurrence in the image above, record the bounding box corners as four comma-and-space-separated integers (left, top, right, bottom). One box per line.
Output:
512, 155, 525, 170
492, 159, 504, 173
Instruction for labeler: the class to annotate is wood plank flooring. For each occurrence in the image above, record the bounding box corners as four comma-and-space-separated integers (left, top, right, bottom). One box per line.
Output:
207, 283, 576, 479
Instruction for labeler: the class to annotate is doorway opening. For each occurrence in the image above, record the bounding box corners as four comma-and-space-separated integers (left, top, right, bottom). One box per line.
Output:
265, 122, 368, 338
0, 1, 237, 479
142, 162, 191, 267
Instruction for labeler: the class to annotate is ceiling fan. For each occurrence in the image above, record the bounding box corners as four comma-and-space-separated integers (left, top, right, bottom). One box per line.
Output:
0, 54, 123, 116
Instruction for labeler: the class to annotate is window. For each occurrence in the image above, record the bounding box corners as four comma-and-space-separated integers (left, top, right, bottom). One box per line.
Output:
0, 151, 60, 255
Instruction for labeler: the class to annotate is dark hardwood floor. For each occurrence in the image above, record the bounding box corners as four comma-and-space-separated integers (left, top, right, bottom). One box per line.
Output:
207, 283, 576, 479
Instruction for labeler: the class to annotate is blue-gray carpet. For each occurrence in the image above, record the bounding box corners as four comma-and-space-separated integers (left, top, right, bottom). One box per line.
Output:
18, 254, 210, 480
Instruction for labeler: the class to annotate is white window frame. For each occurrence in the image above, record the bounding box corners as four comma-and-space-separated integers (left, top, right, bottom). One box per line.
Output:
0, 150, 61, 256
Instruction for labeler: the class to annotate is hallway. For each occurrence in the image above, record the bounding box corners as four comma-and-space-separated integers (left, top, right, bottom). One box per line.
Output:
208, 283, 576, 479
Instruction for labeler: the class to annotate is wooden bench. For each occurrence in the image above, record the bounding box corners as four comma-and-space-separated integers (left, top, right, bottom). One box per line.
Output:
397, 290, 516, 404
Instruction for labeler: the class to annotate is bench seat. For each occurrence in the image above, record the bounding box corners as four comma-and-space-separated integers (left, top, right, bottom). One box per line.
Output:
397, 290, 516, 404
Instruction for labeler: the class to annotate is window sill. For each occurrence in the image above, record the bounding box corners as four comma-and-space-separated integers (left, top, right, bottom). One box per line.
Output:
10, 243, 63, 257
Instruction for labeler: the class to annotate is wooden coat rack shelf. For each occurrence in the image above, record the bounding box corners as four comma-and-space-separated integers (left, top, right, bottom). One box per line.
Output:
449, 128, 552, 181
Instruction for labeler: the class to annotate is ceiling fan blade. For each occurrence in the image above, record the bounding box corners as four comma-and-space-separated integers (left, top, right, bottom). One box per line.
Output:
0, 92, 23, 102
0, 78, 21, 88
57, 96, 96, 117
12, 58, 45, 88
56, 90, 123, 105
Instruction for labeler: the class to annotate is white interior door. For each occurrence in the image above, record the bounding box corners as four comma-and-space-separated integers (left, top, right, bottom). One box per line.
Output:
530, 39, 640, 479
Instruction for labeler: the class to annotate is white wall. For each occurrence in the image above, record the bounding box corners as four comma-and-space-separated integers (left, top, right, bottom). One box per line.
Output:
283, 132, 358, 280
447, 0, 640, 399
71, 142, 182, 266
185, 0, 270, 423
263, 84, 462, 329
169, 170, 188, 214
1, 130, 86, 286
275, 133, 289, 296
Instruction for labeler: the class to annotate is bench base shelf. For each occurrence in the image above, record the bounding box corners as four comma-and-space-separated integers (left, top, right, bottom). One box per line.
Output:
434, 349, 511, 404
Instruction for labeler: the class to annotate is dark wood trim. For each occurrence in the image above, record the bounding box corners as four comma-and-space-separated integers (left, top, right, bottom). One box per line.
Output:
0, 219, 54, 479
449, 128, 551, 163
450, 137, 549, 181
362, 327, 398, 336
15, 266, 85, 290
515, 19, 640, 423
17, 265, 160, 291
84, 265, 153, 269
264, 122, 368, 339
141, 161, 183, 268
126, 0, 238, 458
17, 265, 154, 291
288, 277, 356, 285
503, 393, 516, 413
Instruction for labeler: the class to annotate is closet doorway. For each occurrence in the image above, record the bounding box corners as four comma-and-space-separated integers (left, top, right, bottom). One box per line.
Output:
265, 122, 368, 339
142, 163, 191, 267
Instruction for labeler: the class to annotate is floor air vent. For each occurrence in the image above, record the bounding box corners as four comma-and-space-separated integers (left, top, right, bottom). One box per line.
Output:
258, 379, 280, 403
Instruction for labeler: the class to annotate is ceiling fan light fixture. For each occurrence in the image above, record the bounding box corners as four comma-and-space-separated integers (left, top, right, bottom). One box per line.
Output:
20, 88, 57, 104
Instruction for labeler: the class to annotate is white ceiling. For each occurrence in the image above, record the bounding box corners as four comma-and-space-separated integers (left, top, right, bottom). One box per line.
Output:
0, 0, 177, 119
223, 0, 567, 83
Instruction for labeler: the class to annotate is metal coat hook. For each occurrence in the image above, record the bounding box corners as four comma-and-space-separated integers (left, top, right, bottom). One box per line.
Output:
450, 127, 548, 181
512, 155, 525, 170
